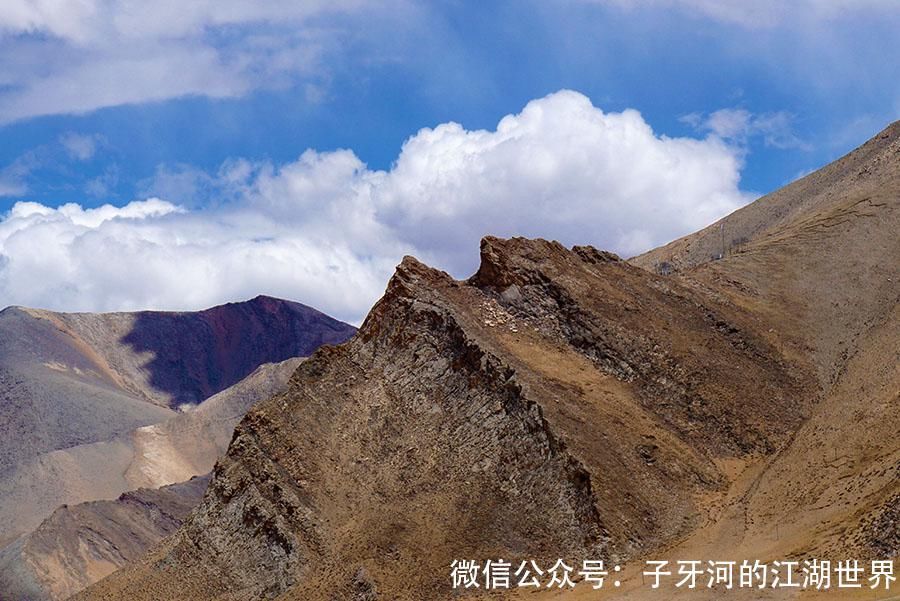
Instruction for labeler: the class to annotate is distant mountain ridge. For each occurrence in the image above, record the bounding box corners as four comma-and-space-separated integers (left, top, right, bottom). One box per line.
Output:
16, 294, 356, 410
0, 295, 354, 477
0, 295, 355, 600
0, 296, 354, 544
0, 357, 306, 547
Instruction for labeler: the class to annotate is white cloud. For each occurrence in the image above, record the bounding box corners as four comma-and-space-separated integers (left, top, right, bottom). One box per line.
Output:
0, 151, 39, 197
0, 179, 27, 197
682, 108, 809, 150
597, 0, 900, 28
0, 1, 403, 123
0, 0, 378, 44
60, 132, 101, 161
0, 0, 97, 42
0, 91, 752, 322
0, 134, 106, 198
377, 91, 750, 265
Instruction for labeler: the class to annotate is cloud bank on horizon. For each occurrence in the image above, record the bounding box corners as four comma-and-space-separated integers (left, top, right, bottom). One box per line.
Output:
0, 91, 751, 322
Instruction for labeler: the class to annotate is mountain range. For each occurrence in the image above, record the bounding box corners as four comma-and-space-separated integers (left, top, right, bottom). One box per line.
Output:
0, 122, 895, 601
0, 297, 355, 599
69, 123, 898, 600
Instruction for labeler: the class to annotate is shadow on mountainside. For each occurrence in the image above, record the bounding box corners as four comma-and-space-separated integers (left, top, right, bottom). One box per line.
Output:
120, 295, 356, 409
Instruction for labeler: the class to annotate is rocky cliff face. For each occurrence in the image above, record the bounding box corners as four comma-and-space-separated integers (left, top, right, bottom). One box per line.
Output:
77, 236, 814, 600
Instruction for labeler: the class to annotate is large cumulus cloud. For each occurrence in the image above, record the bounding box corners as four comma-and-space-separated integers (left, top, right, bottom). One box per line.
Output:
0, 91, 752, 322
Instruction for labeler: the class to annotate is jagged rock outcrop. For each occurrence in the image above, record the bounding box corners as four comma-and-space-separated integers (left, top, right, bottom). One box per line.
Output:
79, 122, 898, 601
77, 235, 813, 600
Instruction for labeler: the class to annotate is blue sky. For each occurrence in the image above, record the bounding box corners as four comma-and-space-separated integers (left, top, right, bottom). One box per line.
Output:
0, 1, 898, 321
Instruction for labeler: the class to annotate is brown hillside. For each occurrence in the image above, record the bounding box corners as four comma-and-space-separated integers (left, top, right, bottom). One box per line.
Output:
0, 297, 353, 543
0, 357, 302, 565
78, 123, 898, 601
634, 121, 900, 385
0, 475, 209, 601
77, 236, 815, 600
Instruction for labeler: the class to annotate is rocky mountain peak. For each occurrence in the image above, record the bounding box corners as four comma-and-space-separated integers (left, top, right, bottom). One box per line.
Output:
73, 123, 899, 601
75, 233, 820, 600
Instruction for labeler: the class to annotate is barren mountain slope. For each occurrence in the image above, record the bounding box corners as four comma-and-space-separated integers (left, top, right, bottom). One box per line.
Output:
526, 126, 899, 600
633, 121, 899, 273
0, 358, 303, 546
0, 295, 354, 480
79, 124, 897, 601
123, 357, 306, 489
77, 236, 814, 601
531, 306, 897, 601
0, 306, 174, 482
0, 296, 353, 545
634, 120, 900, 386
0, 475, 209, 601
632, 121, 900, 562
